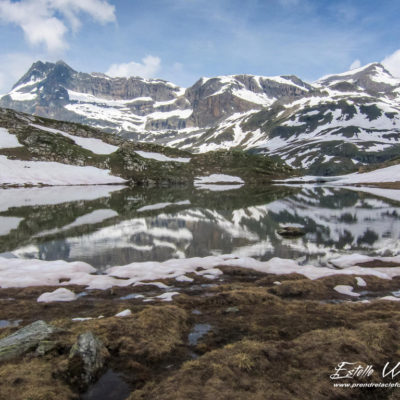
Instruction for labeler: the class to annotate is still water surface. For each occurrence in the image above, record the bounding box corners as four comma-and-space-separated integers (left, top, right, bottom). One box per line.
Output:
0, 184, 399, 271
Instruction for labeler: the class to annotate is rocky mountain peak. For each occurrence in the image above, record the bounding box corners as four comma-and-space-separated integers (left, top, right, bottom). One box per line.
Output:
1, 59, 400, 176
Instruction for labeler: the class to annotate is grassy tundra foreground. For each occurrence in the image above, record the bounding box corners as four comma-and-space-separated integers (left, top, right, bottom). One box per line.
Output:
1, 264, 400, 400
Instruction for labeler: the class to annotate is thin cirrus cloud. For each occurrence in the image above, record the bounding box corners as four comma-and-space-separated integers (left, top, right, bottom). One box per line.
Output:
0, 0, 116, 52
106, 56, 162, 79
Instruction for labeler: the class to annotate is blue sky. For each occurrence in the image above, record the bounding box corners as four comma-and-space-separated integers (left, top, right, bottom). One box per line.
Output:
0, 0, 399, 92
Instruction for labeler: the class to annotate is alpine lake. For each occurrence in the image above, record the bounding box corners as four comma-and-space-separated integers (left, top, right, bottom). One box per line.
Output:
1, 183, 399, 270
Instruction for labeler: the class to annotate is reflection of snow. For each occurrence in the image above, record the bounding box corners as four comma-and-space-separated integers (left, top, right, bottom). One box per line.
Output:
7, 186, 400, 270
0, 185, 125, 212
0, 217, 23, 236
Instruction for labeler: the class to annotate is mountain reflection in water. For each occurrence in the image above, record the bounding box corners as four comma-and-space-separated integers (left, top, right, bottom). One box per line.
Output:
0, 184, 399, 271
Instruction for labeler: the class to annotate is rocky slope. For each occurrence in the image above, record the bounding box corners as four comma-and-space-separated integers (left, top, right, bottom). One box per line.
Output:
0, 107, 292, 187
1, 61, 400, 175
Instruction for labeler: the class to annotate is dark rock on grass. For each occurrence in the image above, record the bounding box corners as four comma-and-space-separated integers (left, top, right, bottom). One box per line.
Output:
277, 226, 306, 238
67, 331, 109, 391
0, 320, 56, 362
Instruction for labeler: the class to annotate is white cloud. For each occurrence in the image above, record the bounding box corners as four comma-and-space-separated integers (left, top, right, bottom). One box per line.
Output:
0, 53, 40, 93
349, 59, 361, 70
0, 0, 115, 52
382, 49, 400, 78
106, 56, 162, 79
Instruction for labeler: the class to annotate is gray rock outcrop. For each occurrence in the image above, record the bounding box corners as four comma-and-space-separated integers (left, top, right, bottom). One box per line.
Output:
0, 320, 56, 362
67, 331, 109, 390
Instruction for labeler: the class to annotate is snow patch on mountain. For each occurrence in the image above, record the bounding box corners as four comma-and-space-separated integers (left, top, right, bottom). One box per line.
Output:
0, 127, 23, 149
31, 124, 119, 154
135, 151, 191, 163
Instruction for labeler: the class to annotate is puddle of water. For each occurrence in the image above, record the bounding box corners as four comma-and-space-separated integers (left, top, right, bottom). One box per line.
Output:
191, 309, 202, 315
0, 319, 22, 328
119, 293, 145, 300
188, 323, 212, 346
81, 369, 130, 400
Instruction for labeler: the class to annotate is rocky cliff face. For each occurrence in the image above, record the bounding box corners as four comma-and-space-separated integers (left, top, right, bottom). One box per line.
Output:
0, 60, 316, 134
1, 61, 400, 175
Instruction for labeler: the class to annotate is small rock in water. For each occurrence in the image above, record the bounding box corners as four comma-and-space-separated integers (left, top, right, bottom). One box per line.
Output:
67, 331, 109, 391
277, 226, 305, 238
0, 320, 56, 361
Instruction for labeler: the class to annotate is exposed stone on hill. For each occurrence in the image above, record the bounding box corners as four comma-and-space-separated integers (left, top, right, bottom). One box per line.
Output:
0, 320, 56, 361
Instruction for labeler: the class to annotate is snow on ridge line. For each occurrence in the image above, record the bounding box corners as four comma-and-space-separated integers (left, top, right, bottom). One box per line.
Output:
30, 124, 119, 155
195, 174, 244, 184
67, 90, 153, 106
2, 253, 400, 290
0, 155, 126, 187
135, 150, 191, 163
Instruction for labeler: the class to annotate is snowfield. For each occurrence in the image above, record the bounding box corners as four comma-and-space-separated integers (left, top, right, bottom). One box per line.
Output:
334, 164, 400, 185
1, 253, 400, 291
0, 155, 126, 186
276, 164, 400, 201
30, 124, 119, 155
194, 174, 244, 184
135, 151, 191, 163
0, 127, 23, 149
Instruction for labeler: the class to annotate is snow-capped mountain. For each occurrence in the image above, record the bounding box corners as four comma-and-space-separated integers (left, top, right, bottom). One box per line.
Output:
1, 60, 400, 175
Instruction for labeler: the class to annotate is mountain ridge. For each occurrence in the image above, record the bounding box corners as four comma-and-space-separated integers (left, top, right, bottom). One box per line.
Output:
1, 60, 400, 175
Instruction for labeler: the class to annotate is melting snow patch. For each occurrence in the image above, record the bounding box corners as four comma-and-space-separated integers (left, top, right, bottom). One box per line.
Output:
380, 296, 400, 302
176, 275, 194, 282
37, 288, 77, 303
194, 174, 244, 184
0, 155, 126, 186
331, 254, 400, 268
334, 285, 360, 297
156, 292, 179, 302
30, 124, 119, 155
4, 254, 400, 291
0, 128, 23, 149
115, 309, 132, 317
72, 317, 93, 322
355, 277, 367, 287
135, 151, 191, 163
